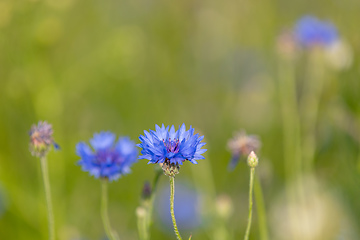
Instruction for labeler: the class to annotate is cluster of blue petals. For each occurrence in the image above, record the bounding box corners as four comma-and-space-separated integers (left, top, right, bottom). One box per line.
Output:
294, 15, 338, 47
137, 124, 207, 165
76, 132, 138, 181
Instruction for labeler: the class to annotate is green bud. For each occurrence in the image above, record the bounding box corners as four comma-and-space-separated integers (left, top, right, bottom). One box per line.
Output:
247, 151, 258, 168
161, 162, 180, 177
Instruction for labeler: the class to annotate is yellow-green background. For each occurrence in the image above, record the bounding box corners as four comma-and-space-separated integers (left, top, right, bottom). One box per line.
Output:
0, 0, 360, 239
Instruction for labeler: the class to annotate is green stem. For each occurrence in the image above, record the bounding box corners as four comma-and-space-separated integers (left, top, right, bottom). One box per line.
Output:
244, 167, 255, 240
170, 176, 182, 240
301, 49, 325, 173
146, 170, 162, 232
254, 176, 268, 240
278, 56, 305, 240
137, 206, 148, 240
40, 156, 55, 240
101, 180, 119, 240
278, 58, 303, 183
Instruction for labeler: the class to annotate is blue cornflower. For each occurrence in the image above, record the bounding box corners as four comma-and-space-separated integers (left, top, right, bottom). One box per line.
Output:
294, 16, 338, 48
137, 124, 206, 169
29, 121, 60, 158
76, 132, 138, 181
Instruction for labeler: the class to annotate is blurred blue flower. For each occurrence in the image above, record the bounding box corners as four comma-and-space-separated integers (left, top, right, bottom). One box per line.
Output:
294, 16, 338, 48
76, 132, 138, 181
29, 121, 60, 158
137, 124, 207, 165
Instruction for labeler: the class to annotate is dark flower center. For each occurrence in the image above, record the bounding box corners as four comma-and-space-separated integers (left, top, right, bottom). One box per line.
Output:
95, 149, 120, 165
163, 138, 180, 153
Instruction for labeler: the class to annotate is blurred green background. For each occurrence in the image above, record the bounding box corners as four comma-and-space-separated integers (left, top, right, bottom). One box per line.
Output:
1, 0, 360, 239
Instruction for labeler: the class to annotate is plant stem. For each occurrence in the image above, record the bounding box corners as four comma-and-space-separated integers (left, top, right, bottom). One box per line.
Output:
40, 156, 55, 240
301, 49, 325, 173
146, 170, 162, 233
278, 56, 305, 240
244, 167, 255, 240
138, 170, 162, 240
254, 176, 268, 240
170, 176, 182, 240
101, 180, 119, 240
137, 206, 148, 240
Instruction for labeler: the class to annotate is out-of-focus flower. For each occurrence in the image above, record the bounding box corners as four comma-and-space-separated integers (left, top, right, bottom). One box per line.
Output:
227, 130, 261, 170
141, 181, 152, 201
276, 30, 299, 60
137, 124, 206, 176
294, 16, 338, 48
215, 194, 233, 220
76, 132, 137, 181
29, 121, 59, 158
270, 176, 356, 240
324, 40, 353, 70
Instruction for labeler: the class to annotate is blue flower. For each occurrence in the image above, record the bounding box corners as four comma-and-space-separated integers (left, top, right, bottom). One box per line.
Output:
76, 132, 138, 181
29, 121, 60, 158
137, 124, 207, 165
294, 16, 338, 48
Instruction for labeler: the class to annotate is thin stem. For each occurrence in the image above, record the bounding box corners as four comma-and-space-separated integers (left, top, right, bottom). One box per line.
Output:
137, 206, 148, 240
170, 176, 182, 240
40, 156, 55, 240
278, 56, 305, 240
254, 176, 268, 240
101, 180, 119, 240
244, 168, 255, 240
139, 170, 162, 240
146, 170, 162, 232
301, 49, 325, 173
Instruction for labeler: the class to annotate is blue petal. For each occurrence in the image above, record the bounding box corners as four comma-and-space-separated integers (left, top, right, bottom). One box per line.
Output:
89, 132, 116, 150
53, 142, 61, 150
116, 137, 137, 156
76, 142, 94, 159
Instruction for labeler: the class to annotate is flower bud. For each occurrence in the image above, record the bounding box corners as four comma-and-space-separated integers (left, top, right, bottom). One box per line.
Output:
161, 162, 180, 177
141, 181, 152, 201
247, 151, 258, 168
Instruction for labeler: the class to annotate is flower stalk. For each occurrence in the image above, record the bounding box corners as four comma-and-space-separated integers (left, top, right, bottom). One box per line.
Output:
101, 180, 119, 240
244, 167, 255, 240
40, 156, 55, 240
170, 176, 182, 240
137, 168, 162, 240
244, 151, 258, 240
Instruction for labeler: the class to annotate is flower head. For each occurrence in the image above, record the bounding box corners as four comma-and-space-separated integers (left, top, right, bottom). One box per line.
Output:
227, 130, 260, 170
247, 151, 259, 168
294, 16, 338, 48
29, 121, 59, 158
76, 132, 138, 181
137, 124, 206, 175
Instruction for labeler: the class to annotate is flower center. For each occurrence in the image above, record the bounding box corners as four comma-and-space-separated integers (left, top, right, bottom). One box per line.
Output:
163, 138, 180, 153
95, 149, 118, 164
